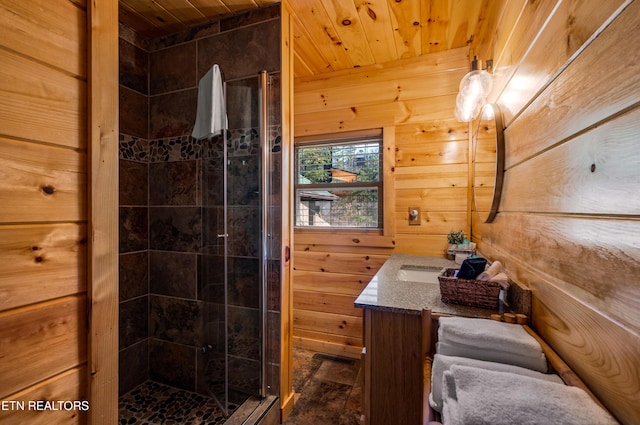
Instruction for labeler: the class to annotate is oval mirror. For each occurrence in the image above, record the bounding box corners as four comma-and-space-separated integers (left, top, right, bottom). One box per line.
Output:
473, 103, 504, 223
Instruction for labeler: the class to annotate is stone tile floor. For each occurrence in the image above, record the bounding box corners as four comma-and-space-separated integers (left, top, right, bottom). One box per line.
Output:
118, 381, 237, 425
284, 348, 363, 425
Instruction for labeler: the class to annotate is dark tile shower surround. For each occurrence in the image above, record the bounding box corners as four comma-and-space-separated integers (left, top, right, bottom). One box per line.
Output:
118, 4, 282, 414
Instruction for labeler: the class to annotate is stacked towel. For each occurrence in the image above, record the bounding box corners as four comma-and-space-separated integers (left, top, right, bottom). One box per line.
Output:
192, 64, 227, 140
477, 260, 503, 280
442, 365, 618, 425
429, 354, 562, 412
437, 317, 547, 372
489, 272, 509, 288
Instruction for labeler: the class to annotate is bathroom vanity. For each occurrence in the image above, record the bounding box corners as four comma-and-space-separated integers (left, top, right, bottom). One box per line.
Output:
355, 254, 500, 425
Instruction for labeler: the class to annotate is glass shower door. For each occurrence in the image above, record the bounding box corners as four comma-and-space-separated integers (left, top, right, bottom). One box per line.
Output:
200, 74, 266, 416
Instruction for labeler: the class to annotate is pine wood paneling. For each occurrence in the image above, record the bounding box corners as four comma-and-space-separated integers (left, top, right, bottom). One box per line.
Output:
501, 108, 640, 215
295, 69, 465, 115
394, 187, 468, 211
288, 0, 355, 72
294, 48, 468, 136
474, 1, 640, 424
295, 231, 395, 249
292, 333, 362, 358
0, 0, 94, 422
292, 328, 362, 351
294, 290, 362, 317
0, 0, 87, 78
0, 224, 87, 311
0, 295, 87, 398
395, 139, 467, 167
475, 222, 640, 425
293, 309, 363, 339
355, 0, 397, 64
292, 228, 393, 355
320, 0, 376, 68
281, 3, 296, 418
492, 0, 627, 123
295, 93, 459, 136
531, 297, 639, 425
293, 270, 370, 295
476, 214, 640, 329
393, 234, 450, 257
0, 49, 86, 149
394, 211, 467, 235
388, 0, 421, 58
294, 251, 387, 275
0, 138, 87, 223
88, 0, 119, 421
1, 366, 87, 425
504, 0, 640, 168
295, 47, 469, 89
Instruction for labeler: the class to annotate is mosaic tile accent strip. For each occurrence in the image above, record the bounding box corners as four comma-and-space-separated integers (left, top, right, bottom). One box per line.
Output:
120, 134, 149, 162
201, 126, 281, 160
149, 136, 202, 163
269, 125, 282, 153
118, 380, 235, 425
227, 128, 260, 157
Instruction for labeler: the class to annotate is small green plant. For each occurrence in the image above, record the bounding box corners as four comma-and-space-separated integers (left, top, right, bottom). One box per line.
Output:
447, 229, 465, 245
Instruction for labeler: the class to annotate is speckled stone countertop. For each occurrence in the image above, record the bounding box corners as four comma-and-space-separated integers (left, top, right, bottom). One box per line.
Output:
354, 254, 497, 317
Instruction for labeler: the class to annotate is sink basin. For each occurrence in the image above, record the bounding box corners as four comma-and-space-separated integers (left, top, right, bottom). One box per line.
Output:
397, 265, 445, 283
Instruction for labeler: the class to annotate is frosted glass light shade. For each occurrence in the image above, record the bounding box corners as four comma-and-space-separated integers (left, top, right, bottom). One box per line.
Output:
454, 69, 493, 122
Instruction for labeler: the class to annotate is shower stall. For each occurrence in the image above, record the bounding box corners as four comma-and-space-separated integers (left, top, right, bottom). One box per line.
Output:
118, 6, 282, 423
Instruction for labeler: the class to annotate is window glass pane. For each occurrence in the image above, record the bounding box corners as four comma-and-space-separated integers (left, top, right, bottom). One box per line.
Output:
297, 142, 380, 185
296, 188, 379, 228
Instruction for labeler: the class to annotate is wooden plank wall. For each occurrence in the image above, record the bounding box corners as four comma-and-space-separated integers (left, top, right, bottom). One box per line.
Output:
88, 0, 119, 423
293, 48, 470, 354
0, 0, 90, 424
280, 0, 296, 419
293, 233, 395, 358
471, 1, 640, 424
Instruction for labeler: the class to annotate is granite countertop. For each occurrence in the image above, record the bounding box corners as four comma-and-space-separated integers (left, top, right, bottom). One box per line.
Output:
354, 254, 497, 318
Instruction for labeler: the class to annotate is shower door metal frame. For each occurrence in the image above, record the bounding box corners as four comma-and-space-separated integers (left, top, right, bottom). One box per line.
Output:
259, 70, 269, 399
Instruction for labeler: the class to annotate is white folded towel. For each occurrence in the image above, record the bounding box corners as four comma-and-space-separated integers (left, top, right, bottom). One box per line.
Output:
489, 272, 509, 288
429, 354, 562, 412
438, 317, 543, 358
192, 64, 228, 140
442, 365, 618, 425
477, 260, 503, 280
436, 340, 548, 372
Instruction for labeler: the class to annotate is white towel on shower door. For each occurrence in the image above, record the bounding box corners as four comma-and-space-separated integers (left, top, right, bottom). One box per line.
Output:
192, 64, 227, 139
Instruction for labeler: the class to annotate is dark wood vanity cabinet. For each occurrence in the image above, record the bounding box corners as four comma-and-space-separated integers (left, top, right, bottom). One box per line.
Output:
362, 308, 428, 425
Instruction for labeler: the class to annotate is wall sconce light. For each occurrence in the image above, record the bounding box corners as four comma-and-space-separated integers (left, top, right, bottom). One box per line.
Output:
454, 56, 493, 122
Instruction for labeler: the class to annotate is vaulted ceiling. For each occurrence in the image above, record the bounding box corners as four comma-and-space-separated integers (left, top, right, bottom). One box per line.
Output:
118, 0, 490, 77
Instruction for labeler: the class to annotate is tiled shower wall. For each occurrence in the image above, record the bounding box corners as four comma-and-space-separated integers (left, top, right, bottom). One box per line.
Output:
119, 25, 150, 395
118, 5, 282, 398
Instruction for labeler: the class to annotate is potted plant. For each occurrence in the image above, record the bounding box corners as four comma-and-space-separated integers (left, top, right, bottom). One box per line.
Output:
447, 230, 465, 259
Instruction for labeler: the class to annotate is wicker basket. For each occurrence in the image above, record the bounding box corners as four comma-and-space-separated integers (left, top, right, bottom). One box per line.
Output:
438, 268, 502, 309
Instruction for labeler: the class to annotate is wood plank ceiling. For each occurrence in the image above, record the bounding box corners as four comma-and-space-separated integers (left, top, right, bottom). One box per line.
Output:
118, 0, 489, 77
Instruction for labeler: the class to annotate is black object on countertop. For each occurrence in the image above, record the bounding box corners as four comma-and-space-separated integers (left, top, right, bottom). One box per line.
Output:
456, 257, 487, 280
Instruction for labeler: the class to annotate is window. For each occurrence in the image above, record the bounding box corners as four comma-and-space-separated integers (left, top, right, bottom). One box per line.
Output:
295, 132, 383, 229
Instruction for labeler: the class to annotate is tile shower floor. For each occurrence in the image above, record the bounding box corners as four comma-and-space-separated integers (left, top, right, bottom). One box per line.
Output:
118, 381, 236, 425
